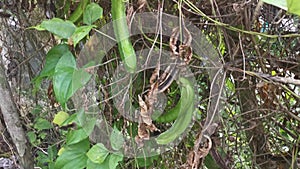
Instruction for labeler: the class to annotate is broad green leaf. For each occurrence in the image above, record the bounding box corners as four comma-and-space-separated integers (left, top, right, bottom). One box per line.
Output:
55, 139, 90, 169
86, 143, 109, 164
39, 44, 69, 78
86, 158, 109, 169
108, 154, 123, 169
53, 111, 70, 126
262, 0, 287, 10
27, 131, 37, 143
53, 51, 76, 106
67, 138, 90, 152
262, 0, 300, 16
56, 152, 87, 169
53, 51, 92, 107
83, 3, 103, 25
33, 44, 69, 94
71, 25, 94, 47
34, 118, 53, 130
86, 154, 122, 169
110, 127, 124, 151
66, 128, 89, 145
287, 0, 300, 16
41, 18, 76, 39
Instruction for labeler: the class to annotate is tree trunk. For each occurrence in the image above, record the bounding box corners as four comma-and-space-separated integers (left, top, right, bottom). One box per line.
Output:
0, 59, 33, 169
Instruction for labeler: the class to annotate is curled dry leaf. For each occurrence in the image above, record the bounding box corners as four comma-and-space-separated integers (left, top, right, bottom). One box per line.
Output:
138, 95, 152, 125
198, 135, 212, 158
179, 45, 192, 64
137, 123, 149, 140
187, 135, 213, 169
135, 122, 158, 147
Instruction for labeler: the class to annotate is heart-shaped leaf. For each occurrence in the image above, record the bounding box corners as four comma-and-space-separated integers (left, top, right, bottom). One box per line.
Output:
83, 3, 103, 25
41, 18, 76, 39
86, 143, 109, 164
53, 52, 92, 107
55, 139, 90, 169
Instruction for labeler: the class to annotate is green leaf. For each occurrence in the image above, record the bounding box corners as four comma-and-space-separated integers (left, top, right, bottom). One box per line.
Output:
27, 131, 37, 143
262, 0, 300, 16
40, 18, 76, 39
110, 127, 124, 151
71, 25, 94, 47
108, 154, 123, 169
53, 51, 76, 106
53, 111, 70, 126
56, 151, 87, 169
86, 154, 122, 169
83, 3, 103, 25
53, 51, 92, 107
39, 44, 69, 78
66, 128, 89, 145
86, 159, 109, 169
39, 132, 47, 139
34, 118, 53, 130
287, 0, 300, 16
86, 143, 109, 164
48, 145, 58, 161
262, 0, 287, 10
136, 155, 159, 167
69, 0, 89, 23
55, 139, 90, 169
64, 109, 96, 145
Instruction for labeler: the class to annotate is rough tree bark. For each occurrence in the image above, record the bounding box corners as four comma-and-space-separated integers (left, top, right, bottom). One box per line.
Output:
0, 59, 33, 169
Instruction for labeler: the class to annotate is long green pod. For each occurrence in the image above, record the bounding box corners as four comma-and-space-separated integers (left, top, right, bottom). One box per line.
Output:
69, 0, 89, 23
155, 99, 181, 123
111, 0, 137, 73
156, 77, 195, 145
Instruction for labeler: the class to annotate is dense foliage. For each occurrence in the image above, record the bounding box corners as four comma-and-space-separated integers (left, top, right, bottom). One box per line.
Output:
0, 0, 300, 168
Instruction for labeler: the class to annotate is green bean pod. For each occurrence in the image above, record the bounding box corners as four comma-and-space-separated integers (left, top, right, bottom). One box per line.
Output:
155, 99, 181, 123
69, 0, 89, 23
156, 77, 195, 145
111, 0, 137, 73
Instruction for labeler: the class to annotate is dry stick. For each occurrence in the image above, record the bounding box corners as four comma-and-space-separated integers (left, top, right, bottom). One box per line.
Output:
0, 59, 33, 168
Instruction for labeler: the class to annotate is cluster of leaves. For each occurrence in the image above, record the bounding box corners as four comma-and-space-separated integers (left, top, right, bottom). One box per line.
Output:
30, 2, 125, 169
